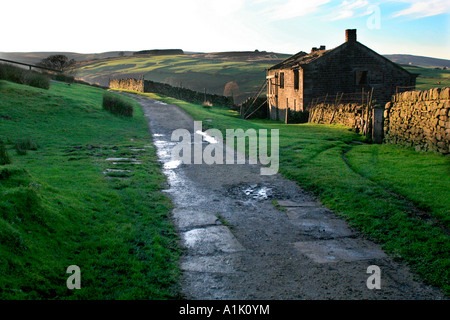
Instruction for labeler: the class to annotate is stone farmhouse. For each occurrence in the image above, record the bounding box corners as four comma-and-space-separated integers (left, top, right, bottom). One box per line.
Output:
266, 29, 417, 121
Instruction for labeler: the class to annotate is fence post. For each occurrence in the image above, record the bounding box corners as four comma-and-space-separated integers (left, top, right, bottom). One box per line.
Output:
372, 105, 384, 144
285, 107, 289, 124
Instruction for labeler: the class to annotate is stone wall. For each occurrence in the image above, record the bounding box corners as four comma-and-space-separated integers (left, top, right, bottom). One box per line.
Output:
109, 78, 144, 92
144, 80, 234, 107
309, 102, 369, 133
383, 87, 450, 154
109, 78, 234, 107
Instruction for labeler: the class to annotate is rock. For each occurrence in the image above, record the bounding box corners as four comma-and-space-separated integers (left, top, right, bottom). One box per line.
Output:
440, 87, 450, 100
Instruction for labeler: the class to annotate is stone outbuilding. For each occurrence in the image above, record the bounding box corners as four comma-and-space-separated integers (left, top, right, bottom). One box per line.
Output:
266, 29, 417, 120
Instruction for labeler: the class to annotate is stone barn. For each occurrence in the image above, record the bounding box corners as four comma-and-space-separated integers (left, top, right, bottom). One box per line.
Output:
266, 29, 417, 121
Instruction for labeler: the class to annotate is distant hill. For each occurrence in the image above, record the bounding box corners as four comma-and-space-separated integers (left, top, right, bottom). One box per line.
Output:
1, 50, 448, 104
383, 54, 450, 68
3, 51, 448, 69
0, 51, 135, 65
133, 49, 184, 56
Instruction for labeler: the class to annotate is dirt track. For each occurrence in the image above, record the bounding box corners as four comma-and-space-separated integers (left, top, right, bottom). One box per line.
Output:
123, 92, 446, 300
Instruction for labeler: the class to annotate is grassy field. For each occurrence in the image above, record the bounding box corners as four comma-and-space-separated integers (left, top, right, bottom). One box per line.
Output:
119, 89, 449, 295
404, 66, 450, 90
74, 53, 288, 104
0, 81, 181, 299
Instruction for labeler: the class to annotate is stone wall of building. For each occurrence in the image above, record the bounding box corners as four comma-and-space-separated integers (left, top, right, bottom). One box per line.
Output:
383, 87, 450, 154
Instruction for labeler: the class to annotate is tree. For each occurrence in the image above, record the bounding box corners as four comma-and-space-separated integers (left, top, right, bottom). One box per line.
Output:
38, 55, 76, 72
223, 81, 240, 99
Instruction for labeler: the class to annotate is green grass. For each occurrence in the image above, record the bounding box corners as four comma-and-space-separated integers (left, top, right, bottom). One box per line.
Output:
404, 66, 450, 90
122, 89, 449, 295
0, 80, 181, 299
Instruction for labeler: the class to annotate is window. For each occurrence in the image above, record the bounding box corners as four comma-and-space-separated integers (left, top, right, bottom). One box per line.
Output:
356, 70, 368, 85
279, 72, 284, 89
294, 69, 299, 90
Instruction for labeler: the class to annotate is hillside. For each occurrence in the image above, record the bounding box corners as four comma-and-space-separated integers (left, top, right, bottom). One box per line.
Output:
0, 51, 135, 65
2, 50, 449, 104
0, 79, 180, 299
73, 51, 290, 104
384, 54, 450, 68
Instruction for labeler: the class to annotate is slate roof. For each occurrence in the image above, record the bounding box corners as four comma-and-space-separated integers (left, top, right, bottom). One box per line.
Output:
268, 48, 333, 70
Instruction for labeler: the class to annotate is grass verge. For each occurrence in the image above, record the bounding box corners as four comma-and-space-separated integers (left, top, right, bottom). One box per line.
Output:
0, 80, 181, 299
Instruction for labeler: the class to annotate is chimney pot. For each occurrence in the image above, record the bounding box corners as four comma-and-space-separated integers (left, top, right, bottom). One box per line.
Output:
345, 29, 357, 42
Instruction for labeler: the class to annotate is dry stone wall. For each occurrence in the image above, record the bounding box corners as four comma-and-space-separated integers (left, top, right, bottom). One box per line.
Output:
109, 78, 144, 92
309, 102, 369, 133
109, 78, 234, 107
383, 87, 450, 154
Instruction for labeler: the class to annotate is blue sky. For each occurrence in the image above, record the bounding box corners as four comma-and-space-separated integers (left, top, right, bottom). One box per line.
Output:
1, 0, 449, 59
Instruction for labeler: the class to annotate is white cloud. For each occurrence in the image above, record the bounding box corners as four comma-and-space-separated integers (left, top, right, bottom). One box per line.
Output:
328, 0, 370, 21
341, 0, 369, 10
260, 0, 331, 21
392, 0, 450, 18
330, 10, 355, 21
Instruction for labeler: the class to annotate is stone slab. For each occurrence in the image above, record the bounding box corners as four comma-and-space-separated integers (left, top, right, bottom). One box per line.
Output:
181, 255, 238, 273
172, 208, 220, 231
182, 226, 245, 256
285, 206, 333, 220
292, 218, 355, 238
293, 238, 387, 263
277, 200, 321, 207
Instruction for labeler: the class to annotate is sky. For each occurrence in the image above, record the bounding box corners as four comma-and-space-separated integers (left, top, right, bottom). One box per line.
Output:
1, 0, 449, 59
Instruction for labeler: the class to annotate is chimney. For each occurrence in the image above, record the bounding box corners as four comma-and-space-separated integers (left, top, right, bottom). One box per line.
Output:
345, 29, 357, 42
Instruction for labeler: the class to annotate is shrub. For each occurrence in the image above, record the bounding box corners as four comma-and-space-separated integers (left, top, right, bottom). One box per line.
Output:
288, 109, 310, 123
23, 72, 50, 90
102, 93, 133, 117
0, 63, 25, 84
14, 138, 39, 156
53, 73, 75, 84
0, 63, 50, 90
0, 139, 11, 165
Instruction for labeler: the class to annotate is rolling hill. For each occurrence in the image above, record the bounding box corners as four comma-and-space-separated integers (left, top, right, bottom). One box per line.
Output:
384, 54, 450, 68
2, 50, 449, 104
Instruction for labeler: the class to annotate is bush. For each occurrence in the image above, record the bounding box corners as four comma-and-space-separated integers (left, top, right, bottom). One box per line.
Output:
14, 138, 39, 156
0, 63, 50, 90
102, 93, 134, 117
53, 73, 75, 84
0, 139, 11, 165
288, 109, 310, 123
23, 72, 50, 90
0, 63, 25, 84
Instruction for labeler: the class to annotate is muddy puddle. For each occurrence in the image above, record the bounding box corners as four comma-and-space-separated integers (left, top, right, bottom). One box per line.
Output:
226, 183, 287, 201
